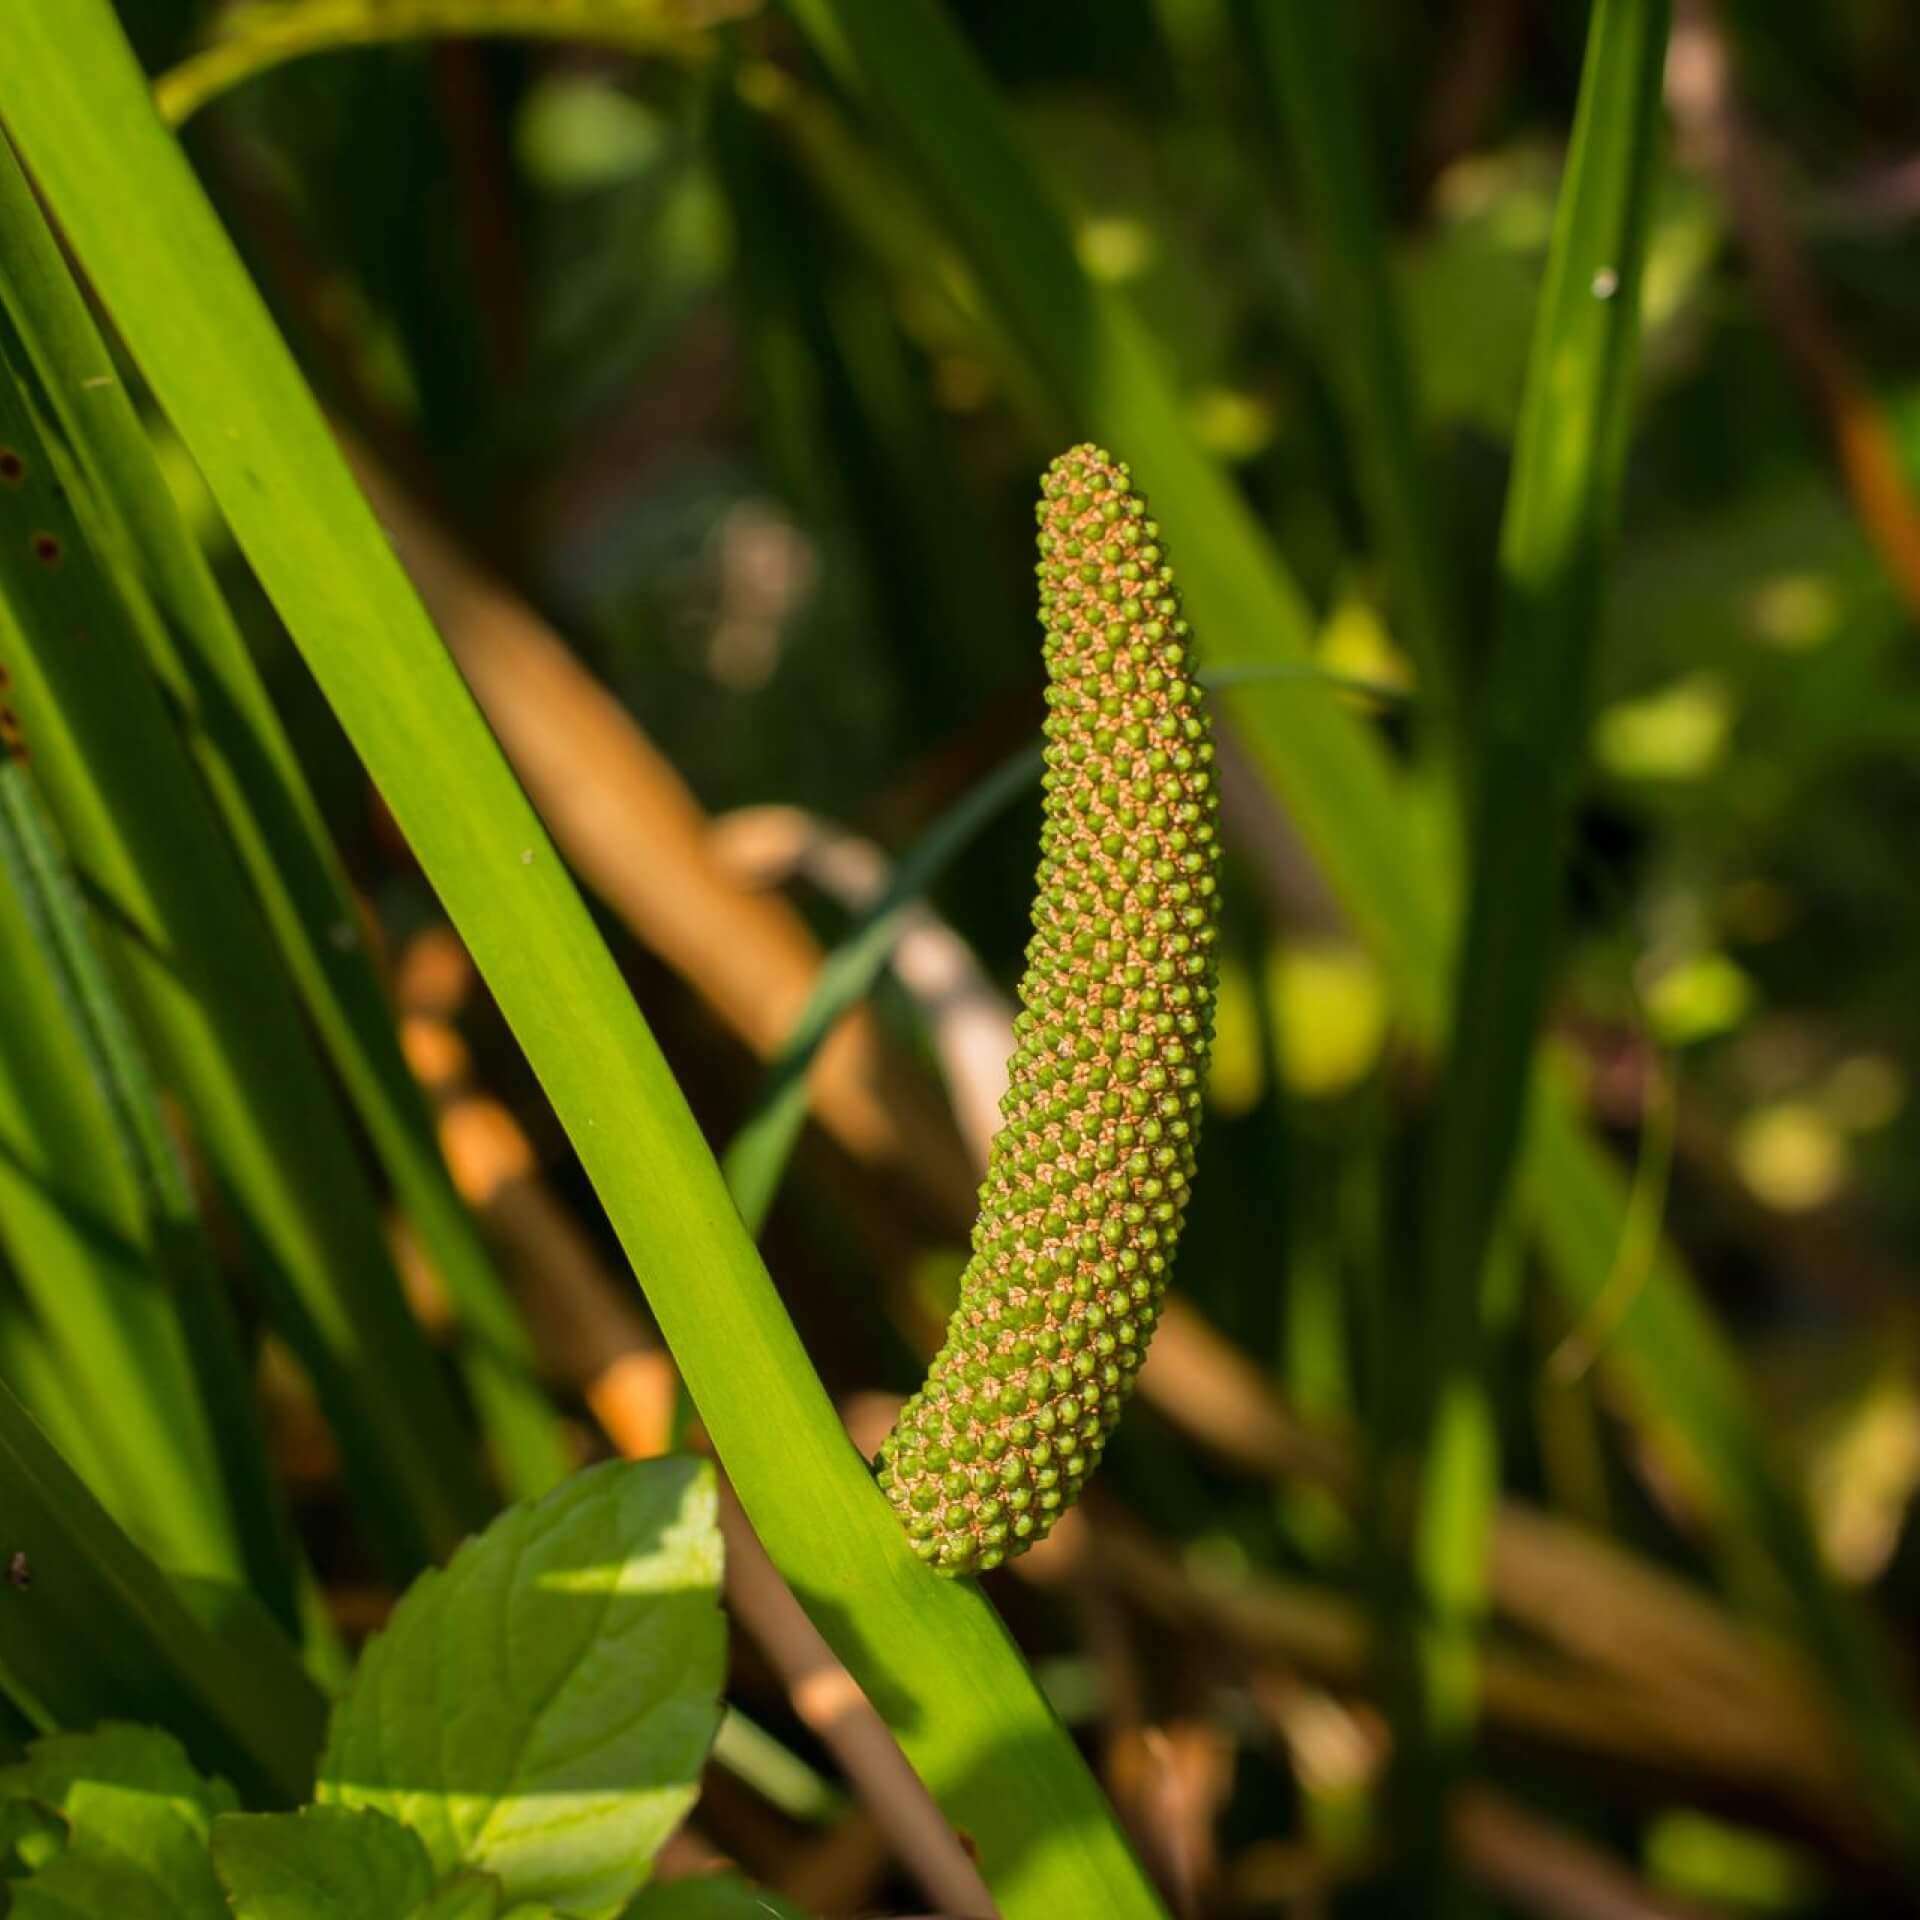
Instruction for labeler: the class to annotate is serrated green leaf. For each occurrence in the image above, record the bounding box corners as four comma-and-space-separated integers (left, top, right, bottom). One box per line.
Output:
413, 1871, 506, 1918
0, 1724, 231, 1919
8, 1851, 181, 1920
211, 1805, 436, 1918
320, 1459, 723, 1919
622, 1874, 813, 1919
0, 1798, 61, 1877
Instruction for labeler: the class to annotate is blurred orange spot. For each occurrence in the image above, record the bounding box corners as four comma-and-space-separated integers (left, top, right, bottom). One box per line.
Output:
399, 1013, 469, 1088
397, 925, 475, 1017
439, 1096, 535, 1201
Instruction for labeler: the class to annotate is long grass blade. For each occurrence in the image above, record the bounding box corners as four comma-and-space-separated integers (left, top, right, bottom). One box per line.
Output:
0, 133, 569, 1503
0, 827, 235, 1573
0, 1372, 324, 1806
1526, 1095, 1920, 1846
1409, 0, 1670, 1802
154, 0, 729, 126
0, 12, 1171, 1913
1240, 0, 1464, 780
734, 59, 1063, 446
722, 742, 1042, 1231
0, 1263, 135, 1515
0, 750, 300, 1628
0, 311, 486, 1583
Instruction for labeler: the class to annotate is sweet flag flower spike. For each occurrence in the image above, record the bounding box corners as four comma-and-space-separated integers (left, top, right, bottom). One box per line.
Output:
876, 446, 1221, 1574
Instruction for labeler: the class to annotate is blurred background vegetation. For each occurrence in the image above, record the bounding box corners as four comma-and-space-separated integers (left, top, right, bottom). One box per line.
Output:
13, 0, 1920, 1912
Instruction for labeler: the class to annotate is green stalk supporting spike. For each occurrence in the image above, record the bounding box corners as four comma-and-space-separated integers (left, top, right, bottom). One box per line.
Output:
876, 446, 1221, 1575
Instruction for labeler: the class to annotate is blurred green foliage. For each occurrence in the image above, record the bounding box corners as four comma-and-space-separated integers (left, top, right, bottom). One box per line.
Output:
1, 0, 1918, 1911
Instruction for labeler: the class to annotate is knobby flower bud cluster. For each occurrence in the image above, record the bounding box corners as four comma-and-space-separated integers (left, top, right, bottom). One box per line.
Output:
875, 445, 1221, 1575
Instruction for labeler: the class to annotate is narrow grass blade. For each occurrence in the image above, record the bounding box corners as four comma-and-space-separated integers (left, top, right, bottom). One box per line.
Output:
722, 664, 1394, 1231
0, 316, 486, 1583
710, 67, 1032, 760
0, 752, 299, 1627
0, 872, 226, 1563
779, 0, 1446, 1002
0, 1372, 325, 1807
0, 1265, 134, 1511
1526, 1096, 1920, 1845
0, 13, 1171, 1913
0, 133, 569, 1503
721, 742, 1042, 1231
711, 1708, 845, 1824
154, 0, 725, 127
1409, 0, 1671, 1798
1240, 0, 1464, 778
733, 60, 1063, 447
